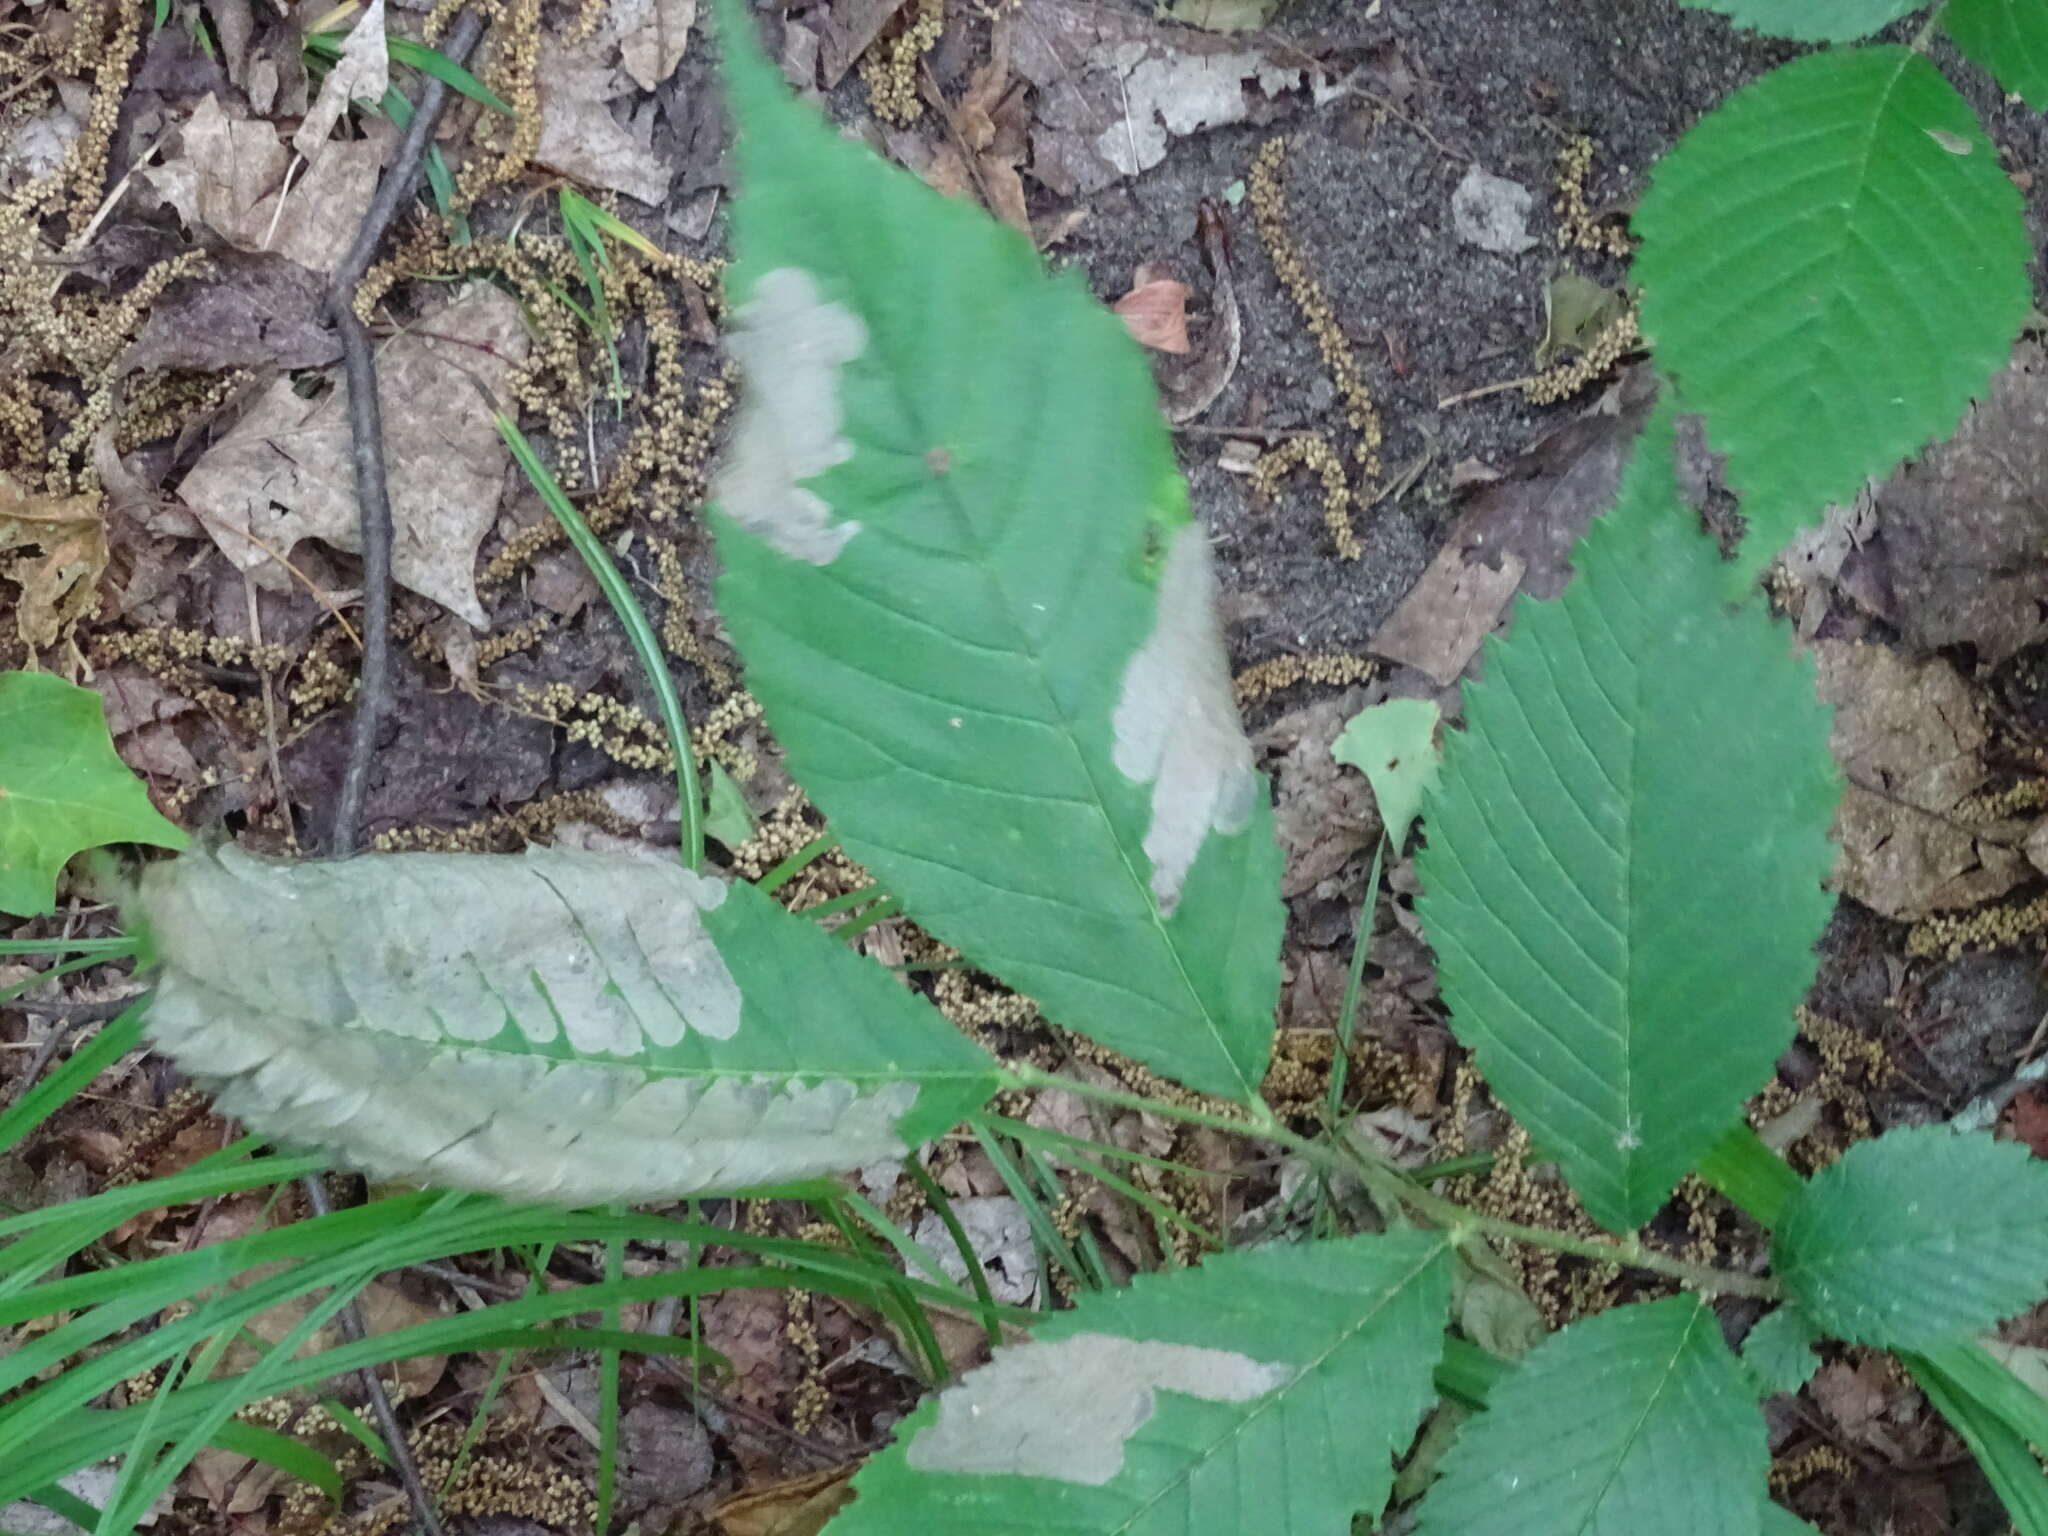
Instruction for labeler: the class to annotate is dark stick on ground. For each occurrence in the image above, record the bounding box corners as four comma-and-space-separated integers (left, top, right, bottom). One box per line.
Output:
312, 15, 488, 1533
301, 1174, 450, 1536
327, 7, 488, 858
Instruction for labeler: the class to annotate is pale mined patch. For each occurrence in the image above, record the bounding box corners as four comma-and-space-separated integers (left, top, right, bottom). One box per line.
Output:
146, 983, 921, 1201
905, 1334, 1291, 1485
138, 842, 740, 1052
134, 842, 927, 1203
1111, 524, 1258, 912
716, 267, 867, 564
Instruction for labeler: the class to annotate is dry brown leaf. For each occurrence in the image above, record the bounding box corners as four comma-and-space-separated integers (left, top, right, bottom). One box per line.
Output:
617, 0, 696, 91
122, 250, 340, 374
536, 53, 670, 204
2004, 1087, 2048, 1159
715, 1467, 856, 1536
1371, 371, 1656, 684
177, 284, 530, 626
1113, 275, 1192, 353
1816, 640, 2027, 920
0, 475, 108, 648
1012, 0, 1313, 195
294, 0, 387, 158
144, 93, 378, 275
1864, 341, 2048, 668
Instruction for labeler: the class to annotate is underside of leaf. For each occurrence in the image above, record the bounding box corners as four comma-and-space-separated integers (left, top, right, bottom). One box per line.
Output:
1415, 403, 1837, 1232
708, 5, 1284, 1102
131, 842, 999, 1204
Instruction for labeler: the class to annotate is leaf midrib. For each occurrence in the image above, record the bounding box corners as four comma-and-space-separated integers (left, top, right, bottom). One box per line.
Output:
1570, 1301, 1714, 1534
837, 303, 1252, 1096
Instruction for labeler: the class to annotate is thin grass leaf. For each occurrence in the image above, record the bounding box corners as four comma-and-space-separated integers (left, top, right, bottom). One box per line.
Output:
0, 1008, 143, 1160
501, 418, 700, 864
1910, 1352, 2048, 1536
305, 30, 513, 115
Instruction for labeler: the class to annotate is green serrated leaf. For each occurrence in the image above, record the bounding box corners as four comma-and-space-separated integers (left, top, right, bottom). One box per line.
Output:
1332, 698, 1440, 849
1413, 404, 1837, 1233
129, 842, 1000, 1204
1945, 0, 2048, 111
1742, 1307, 1821, 1397
1676, 0, 1924, 41
1634, 47, 2029, 578
708, 4, 1283, 1101
0, 672, 186, 917
826, 1231, 1452, 1536
1775, 1126, 2048, 1350
1415, 1295, 1769, 1536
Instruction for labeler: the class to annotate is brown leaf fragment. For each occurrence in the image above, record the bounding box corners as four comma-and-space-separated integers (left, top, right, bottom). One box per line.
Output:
1815, 641, 2027, 920
177, 284, 530, 626
1371, 369, 1656, 684
1113, 275, 1192, 353
294, 0, 387, 158
617, 0, 697, 91
818, 0, 910, 88
1012, 0, 1314, 196
122, 250, 340, 374
142, 93, 378, 276
715, 1467, 856, 1536
1864, 341, 2048, 668
0, 476, 108, 648
536, 53, 671, 204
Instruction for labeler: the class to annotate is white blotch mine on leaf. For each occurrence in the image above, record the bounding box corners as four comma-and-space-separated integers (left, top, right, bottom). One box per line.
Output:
130, 843, 926, 1204
1111, 524, 1258, 913
716, 266, 867, 563
905, 1333, 1292, 1485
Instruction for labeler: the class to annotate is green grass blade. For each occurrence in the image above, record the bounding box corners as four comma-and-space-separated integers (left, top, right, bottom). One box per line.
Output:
0, 1007, 143, 1159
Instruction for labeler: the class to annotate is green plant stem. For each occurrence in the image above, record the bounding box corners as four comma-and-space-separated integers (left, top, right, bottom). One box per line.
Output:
496, 417, 705, 869
999, 1062, 1782, 1299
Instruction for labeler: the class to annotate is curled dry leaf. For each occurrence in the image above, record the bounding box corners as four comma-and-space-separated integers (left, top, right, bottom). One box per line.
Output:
143, 93, 378, 276
177, 284, 531, 626
0, 475, 108, 648
1815, 640, 2027, 920
1113, 274, 1192, 353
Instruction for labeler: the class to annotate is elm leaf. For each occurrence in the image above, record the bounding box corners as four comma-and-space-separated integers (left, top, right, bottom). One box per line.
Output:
827, 1231, 1452, 1535
1775, 1126, 2048, 1350
1634, 48, 2029, 578
130, 842, 1001, 1204
707, 1, 1283, 1102
1414, 405, 1837, 1233
1415, 1295, 1769, 1536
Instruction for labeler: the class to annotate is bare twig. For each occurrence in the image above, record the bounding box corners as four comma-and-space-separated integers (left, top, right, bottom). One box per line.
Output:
310, 16, 487, 1530
327, 7, 488, 857
300, 1176, 447, 1536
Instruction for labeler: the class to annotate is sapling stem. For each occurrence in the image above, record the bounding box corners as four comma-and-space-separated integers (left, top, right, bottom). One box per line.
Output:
1000, 1062, 1784, 1300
